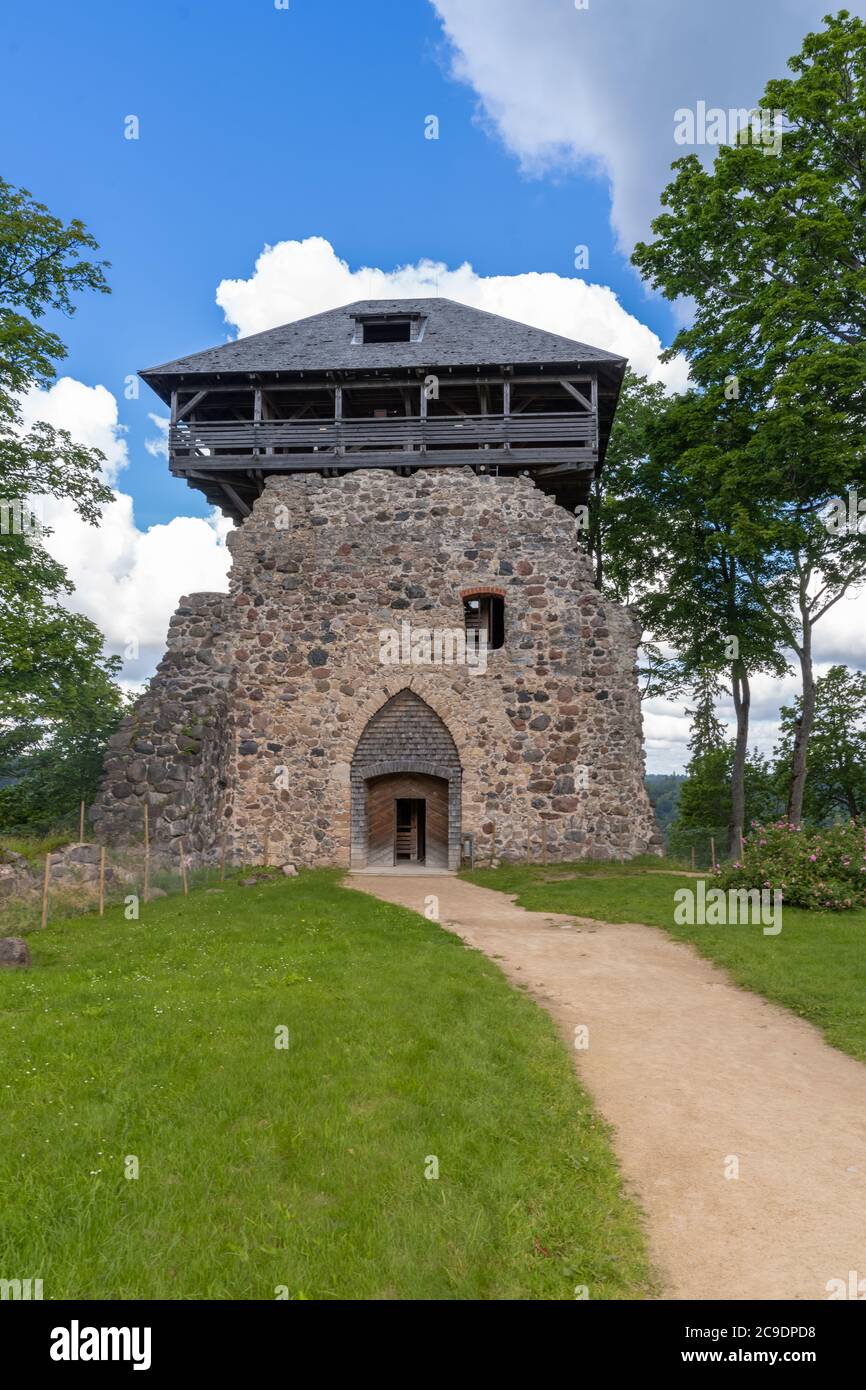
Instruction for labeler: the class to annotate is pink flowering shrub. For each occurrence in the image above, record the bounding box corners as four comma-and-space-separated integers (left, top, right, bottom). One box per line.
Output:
718, 819, 866, 912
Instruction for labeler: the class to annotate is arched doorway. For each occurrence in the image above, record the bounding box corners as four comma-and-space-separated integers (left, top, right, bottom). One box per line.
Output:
351, 690, 461, 870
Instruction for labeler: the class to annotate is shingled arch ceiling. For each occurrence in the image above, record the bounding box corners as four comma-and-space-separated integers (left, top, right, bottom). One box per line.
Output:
350, 689, 462, 871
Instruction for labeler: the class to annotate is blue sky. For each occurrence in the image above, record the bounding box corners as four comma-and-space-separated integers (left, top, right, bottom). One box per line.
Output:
2, 0, 672, 529
4, 0, 863, 770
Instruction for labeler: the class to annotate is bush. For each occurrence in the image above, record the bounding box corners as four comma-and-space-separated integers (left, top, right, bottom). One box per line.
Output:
718, 819, 866, 912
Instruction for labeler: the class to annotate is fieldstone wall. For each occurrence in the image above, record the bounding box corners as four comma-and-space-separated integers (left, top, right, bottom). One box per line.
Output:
91, 467, 662, 866
92, 592, 232, 857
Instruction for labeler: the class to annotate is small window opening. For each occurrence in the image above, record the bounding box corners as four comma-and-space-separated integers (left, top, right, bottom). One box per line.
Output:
362, 319, 412, 344
463, 593, 505, 650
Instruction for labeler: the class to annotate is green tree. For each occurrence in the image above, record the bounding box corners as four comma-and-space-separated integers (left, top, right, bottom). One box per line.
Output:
774, 665, 866, 821
671, 742, 780, 860
0, 176, 119, 827
591, 374, 789, 852
633, 10, 866, 825
0, 644, 127, 833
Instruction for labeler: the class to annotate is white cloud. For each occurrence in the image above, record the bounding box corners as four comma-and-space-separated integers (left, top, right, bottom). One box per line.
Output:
429, 0, 866, 251
22, 376, 129, 485
144, 412, 169, 459
216, 234, 689, 390
20, 378, 231, 686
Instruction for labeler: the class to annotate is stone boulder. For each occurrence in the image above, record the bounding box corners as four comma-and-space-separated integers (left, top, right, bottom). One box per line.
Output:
0, 938, 32, 968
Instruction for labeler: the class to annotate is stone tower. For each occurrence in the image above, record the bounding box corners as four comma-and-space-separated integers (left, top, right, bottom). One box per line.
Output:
92, 299, 661, 868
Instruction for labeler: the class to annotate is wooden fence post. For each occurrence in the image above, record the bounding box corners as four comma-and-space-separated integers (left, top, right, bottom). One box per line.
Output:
143, 803, 150, 904
180, 842, 189, 897
98, 846, 106, 917
79, 799, 85, 844
41, 853, 51, 930
691, 845, 696, 871
710, 836, 717, 871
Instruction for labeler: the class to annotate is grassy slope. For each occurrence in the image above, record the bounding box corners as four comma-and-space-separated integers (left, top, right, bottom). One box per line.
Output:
463, 862, 866, 1065
0, 870, 653, 1301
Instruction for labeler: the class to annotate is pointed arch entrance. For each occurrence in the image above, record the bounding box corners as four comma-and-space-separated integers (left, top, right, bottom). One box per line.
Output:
350, 690, 462, 870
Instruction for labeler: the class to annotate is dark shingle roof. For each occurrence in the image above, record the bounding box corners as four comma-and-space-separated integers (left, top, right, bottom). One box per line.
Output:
140, 298, 626, 394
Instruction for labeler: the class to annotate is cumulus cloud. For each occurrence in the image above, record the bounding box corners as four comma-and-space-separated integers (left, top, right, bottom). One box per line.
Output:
21, 376, 129, 486
429, 0, 865, 251
144, 413, 170, 459
20, 378, 231, 688
216, 234, 689, 390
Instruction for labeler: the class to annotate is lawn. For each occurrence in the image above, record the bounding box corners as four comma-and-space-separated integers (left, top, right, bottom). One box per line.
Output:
463, 861, 866, 1064
0, 869, 654, 1301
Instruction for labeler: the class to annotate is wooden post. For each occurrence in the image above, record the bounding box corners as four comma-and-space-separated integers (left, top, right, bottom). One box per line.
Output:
143, 802, 150, 904
41, 853, 51, 930
180, 843, 189, 897
710, 836, 717, 871
220, 835, 226, 882
79, 799, 85, 844
98, 846, 106, 917
691, 845, 696, 871
541, 821, 548, 865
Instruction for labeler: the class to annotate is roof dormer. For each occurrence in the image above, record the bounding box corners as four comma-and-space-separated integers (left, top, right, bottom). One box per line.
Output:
351, 312, 427, 345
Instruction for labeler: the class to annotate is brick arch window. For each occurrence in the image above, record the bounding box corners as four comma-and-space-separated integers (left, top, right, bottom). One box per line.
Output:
462, 587, 505, 651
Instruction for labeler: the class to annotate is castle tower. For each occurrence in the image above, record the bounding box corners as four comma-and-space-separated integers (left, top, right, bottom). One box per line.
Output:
93, 299, 661, 868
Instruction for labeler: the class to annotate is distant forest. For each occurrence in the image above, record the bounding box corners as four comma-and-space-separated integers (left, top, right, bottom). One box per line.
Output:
645, 774, 683, 837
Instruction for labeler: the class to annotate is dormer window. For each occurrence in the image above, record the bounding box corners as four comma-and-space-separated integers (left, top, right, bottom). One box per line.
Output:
363, 318, 411, 343
352, 314, 427, 345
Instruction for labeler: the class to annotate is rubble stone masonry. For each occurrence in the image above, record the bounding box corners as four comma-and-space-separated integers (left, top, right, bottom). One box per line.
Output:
92, 468, 662, 867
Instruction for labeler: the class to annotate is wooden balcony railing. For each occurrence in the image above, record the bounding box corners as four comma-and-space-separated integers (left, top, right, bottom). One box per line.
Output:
168, 412, 597, 459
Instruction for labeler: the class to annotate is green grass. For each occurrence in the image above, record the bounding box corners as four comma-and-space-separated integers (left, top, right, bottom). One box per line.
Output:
463, 862, 866, 1064
1, 830, 76, 864
0, 870, 654, 1301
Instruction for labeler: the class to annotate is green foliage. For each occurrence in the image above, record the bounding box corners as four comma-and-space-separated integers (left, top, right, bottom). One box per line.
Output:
633, 11, 866, 401
0, 176, 121, 829
645, 773, 683, 835
774, 665, 866, 822
587, 369, 669, 602
669, 745, 780, 861
0, 666, 128, 833
632, 11, 866, 823
0, 175, 110, 408
719, 819, 866, 912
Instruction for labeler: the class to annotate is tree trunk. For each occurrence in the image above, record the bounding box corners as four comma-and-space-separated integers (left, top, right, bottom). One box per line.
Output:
728, 662, 750, 859
787, 616, 816, 826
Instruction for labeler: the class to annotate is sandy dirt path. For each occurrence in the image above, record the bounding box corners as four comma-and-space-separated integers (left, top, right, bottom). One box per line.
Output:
350, 872, 866, 1301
